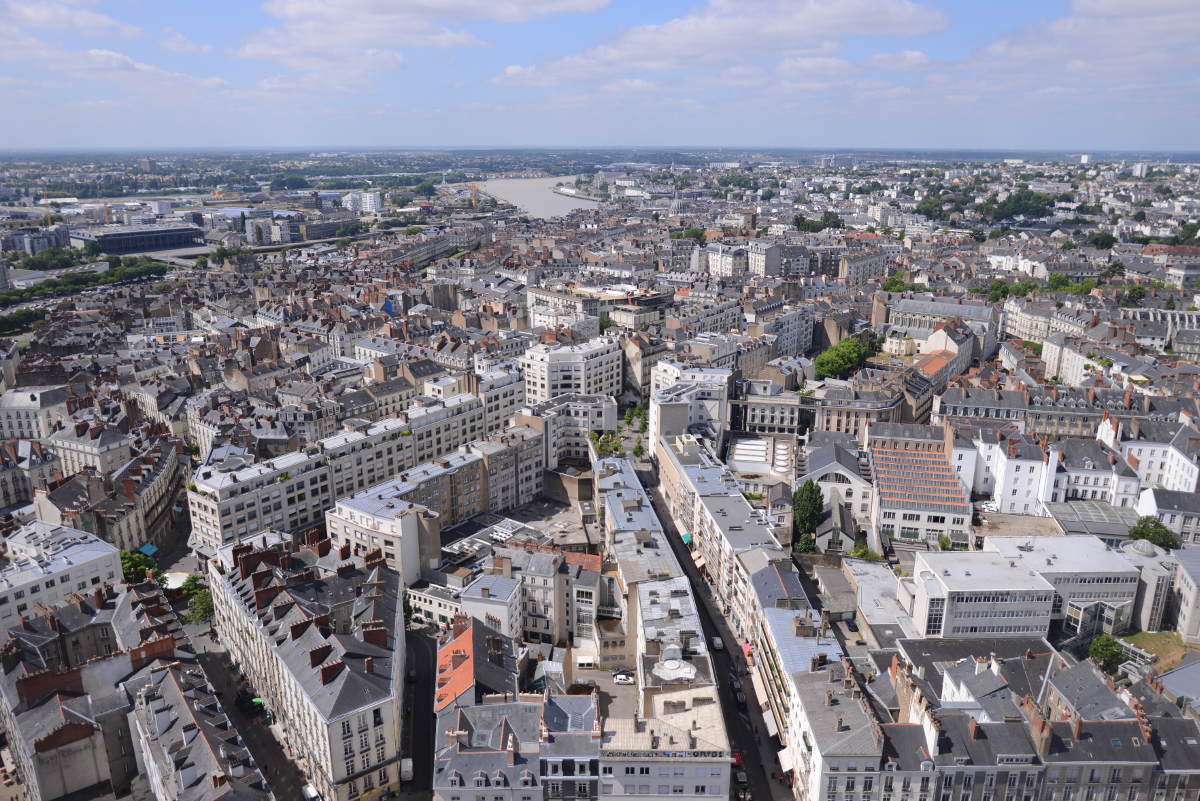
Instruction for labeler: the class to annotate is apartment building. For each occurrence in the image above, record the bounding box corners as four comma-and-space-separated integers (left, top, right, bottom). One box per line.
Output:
209, 534, 405, 801
0, 439, 58, 508
746, 241, 782, 277
598, 704, 732, 801
867, 423, 972, 548
620, 332, 676, 407
744, 303, 814, 358
465, 425, 544, 514
884, 298, 998, 360
728, 377, 805, 437
111, 435, 186, 550
467, 367, 526, 435
459, 574, 522, 638
0, 521, 119, 624
515, 394, 618, 472
188, 395, 486, 556
704, 243, 747, 277
45, 420, 133, 475
664, 301, 741, 337
324, 453, 476, 584
835, 248, 885, 285
808, 373, 910, 436
648, 379, 729, 464
519, 336, 622, 405
0, 386, 71, 440
1002, 296, 1055, 341
904, 551, 1054, 638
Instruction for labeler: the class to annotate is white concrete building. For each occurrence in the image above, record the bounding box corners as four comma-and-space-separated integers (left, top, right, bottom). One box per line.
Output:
901, 551, 1054, 639
0, 522, 119, 623
519, 336, 622, 405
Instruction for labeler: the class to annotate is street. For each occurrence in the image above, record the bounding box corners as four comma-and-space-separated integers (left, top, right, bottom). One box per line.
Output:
398, 627, 437, 801
648, 485, 794, 801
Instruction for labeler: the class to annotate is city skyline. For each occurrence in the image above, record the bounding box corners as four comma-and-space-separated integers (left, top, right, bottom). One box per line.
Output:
0, 0, 1197, 151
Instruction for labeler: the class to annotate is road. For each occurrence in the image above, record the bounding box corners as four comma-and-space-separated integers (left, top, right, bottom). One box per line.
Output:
648, 485, 793, 801
399, 627, 437, 801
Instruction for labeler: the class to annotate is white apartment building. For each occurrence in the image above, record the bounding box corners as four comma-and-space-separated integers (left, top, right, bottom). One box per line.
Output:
745, 304, 814, 358
188, 395, 485, 556
703, 243, 747, 277
515, 393, 618, 471
0, 522, 119, 623
666, 301, 741, 336
210, 534, 405, 801
746, 242, 781, 277
470, 367, 526, 435
648, 380, 728, 465
460, 574, 521, 639
902, 551, 1054, 639
361, 191, 383, 212
0, 386, 70, 440
45, 421, 133, 476
519, 336, 622, 405
992, 434, 1048, 516
983, 535, 1140, 630
598, 704, 732, 801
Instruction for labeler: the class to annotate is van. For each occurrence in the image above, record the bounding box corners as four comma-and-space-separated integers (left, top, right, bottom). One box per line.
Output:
712, 637, 724, 651
401, 758, 414, 782
302, 785, 321, 801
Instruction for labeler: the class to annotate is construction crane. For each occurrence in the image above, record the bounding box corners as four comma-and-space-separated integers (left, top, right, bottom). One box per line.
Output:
471, 183, 478, 208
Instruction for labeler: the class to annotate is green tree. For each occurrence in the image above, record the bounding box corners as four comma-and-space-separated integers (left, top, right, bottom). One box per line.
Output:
403, 589, 414, 626
1121, 285, 1147, 308
881, 274, 910, 293
848, 547, 882, 562
250, 270, 266, 279
121, 550, 164, 584
1166, 295, 1176, 310
1089, 635, 1125, 673
195, 256, 208, 269
793, 479, 824, 540
599, 314, 614, 333
814, 338, 868, 380
1048, 273, 1070, 292
181, 589, 215, 629
793, 531, 816, 555
413, 181, 436, 197
639, 415, 647, 435
180, 573, 205, 596
633, 437, 645, 458
403, 226, 423, 235
625, 408, 635, 427
1133, 210, 1146, 222
1127, 515, 1177, 550
1087, 231, 1117, 250
82, 240, 102, 259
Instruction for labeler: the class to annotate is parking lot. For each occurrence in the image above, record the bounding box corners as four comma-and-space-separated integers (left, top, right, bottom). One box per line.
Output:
575, 667, 640, 719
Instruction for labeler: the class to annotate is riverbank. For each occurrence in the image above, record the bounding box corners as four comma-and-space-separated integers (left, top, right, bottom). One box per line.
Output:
477, 177, 599, 219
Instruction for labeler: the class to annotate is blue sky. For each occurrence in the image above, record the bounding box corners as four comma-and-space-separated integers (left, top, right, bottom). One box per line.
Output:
0, 0, 1196, 151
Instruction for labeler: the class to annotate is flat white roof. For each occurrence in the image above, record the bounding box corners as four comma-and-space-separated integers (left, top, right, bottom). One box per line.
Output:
914, 551, 1056, 592
983, 535, 1138, 575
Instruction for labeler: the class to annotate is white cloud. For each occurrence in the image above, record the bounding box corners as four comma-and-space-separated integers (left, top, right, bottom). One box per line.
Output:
0, 0, 141, 38
234, 0, 609, 87
486, 64, 559, 86
159, 27, 212, 54
864, 50, 929, 71
488, 0, 947, 85
777, 56, 860, 81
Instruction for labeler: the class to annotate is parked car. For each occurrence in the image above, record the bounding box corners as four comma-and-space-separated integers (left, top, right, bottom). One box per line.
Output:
734, 692, 747, 710
407, 667, 417, 683
732, 750, 742, 768
712, 637, 724, 651
730, 680, 742, 692
735, 772, 748, 789
614, 673, 635, 686
846, 619, 859, 633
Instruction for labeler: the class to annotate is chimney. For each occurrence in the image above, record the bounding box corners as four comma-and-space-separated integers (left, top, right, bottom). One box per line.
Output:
320, 659, 345, 685
310, 643, 332, 668
362, 625, 388, 648
121, 477, 136, 501
179, 762, 197, 788
968, 716, 980, 740
365, 657, 374, 674
975, 658, 986, 676
825, 688, 833, 706
1073, 716, 1083, 740
481, 586, 490, 598
835, 715, 843, 732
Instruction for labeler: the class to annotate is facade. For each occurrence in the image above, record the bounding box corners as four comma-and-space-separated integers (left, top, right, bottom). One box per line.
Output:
867, 423, 973, 548
465, 425, 544, 514
209, 534, 406, 801
515, 394, 618, 472
904, 551, 1055, 638
188, 396, 486, 556
45, 421, 133, 476
838, 249, 888, 285
519, 337, 623, 406
0, 521, 119, 624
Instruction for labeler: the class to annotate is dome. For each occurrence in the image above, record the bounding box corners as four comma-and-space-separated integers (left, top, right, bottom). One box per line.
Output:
1131, 538, 1157, 555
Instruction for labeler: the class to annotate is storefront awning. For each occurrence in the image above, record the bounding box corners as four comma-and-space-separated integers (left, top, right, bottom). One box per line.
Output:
742, 643, 752, 655
749, 668, 770, 712
778, 749, 793, 773
138, 543, 159, 557
682, 533, 692, 544
692, 554, 707, 570
763, 714, 779, 739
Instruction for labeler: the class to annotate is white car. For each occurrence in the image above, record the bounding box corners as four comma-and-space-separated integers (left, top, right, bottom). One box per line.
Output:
613, 673, 635, 686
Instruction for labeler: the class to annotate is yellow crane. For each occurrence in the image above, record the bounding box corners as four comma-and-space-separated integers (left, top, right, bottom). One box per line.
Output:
471, 183, 478, 208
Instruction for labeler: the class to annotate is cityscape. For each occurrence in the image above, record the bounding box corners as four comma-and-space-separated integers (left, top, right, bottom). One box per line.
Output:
1, 3, 1200, 801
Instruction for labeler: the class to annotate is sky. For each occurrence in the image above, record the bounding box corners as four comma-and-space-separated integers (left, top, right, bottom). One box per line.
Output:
0, 0, 1197, 152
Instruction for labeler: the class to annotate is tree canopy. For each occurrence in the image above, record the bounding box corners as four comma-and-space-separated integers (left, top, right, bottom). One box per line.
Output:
792, 479, 823, 554
120, 550, 164, 584
814, 337, 868, 380
1127, 515, 1177, 551
1089, 635, 1125, 673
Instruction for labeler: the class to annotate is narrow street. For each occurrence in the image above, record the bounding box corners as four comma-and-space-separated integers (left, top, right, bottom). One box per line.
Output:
398, 627, 437, 801
196, 650, 309, 801
648, 486, 794, 801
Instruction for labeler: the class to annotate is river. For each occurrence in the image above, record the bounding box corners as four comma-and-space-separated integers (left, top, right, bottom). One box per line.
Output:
476, 177, 600, 220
